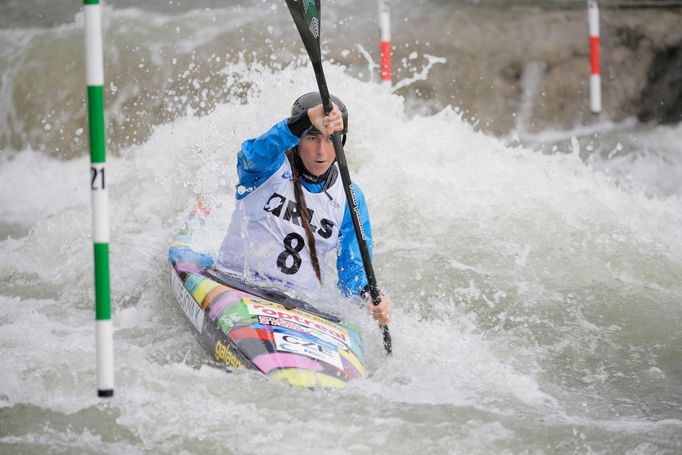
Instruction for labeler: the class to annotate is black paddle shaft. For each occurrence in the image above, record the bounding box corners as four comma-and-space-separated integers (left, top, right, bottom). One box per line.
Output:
285, 0, 392, 355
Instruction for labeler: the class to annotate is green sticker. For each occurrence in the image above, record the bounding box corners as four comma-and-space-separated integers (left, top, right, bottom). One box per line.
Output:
217, 301, 252, 333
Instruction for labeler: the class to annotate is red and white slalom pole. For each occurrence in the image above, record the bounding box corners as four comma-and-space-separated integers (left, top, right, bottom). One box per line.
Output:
378, 0, 391, 84
588, 0, 601, 114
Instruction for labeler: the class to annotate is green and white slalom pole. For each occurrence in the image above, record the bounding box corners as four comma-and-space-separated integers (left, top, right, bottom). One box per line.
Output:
84, 0, 114, 398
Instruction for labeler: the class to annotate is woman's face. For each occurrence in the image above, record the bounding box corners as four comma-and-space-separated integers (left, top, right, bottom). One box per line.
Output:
297, 133, 336, 177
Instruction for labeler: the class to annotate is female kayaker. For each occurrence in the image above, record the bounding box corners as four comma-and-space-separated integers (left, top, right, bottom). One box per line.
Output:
217, 92, 391, 325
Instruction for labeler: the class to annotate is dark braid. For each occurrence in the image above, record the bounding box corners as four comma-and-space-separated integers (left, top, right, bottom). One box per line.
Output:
290, 151, 322, 283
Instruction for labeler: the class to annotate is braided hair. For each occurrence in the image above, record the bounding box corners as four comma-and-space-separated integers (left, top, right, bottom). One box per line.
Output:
289, 150, 322, 283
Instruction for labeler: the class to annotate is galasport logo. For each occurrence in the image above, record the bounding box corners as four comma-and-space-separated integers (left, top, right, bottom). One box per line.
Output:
214, 339, 243, 369
248, 304, 349, 346
263, 192, 335, 239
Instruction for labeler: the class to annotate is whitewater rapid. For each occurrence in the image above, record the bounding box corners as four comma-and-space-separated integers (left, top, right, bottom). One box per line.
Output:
2, 58, 681, 453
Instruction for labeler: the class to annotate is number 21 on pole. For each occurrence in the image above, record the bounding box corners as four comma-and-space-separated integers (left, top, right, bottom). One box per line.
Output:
91, 166, 105, 191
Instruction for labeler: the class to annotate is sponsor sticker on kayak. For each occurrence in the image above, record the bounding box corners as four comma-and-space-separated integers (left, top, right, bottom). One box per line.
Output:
246, 302, 350, 349
214, 339, 243, 369
258, 315, 313, 335
273, 332, 342, 370
256, 315, 349, 352
171, 268, 204, 333
216, 300, 252, 334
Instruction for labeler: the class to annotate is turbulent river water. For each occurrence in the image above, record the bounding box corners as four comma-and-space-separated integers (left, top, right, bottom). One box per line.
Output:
1, 1, 681, 453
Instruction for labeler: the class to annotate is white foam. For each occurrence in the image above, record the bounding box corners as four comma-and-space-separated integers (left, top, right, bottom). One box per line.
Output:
0, 151, 89, 227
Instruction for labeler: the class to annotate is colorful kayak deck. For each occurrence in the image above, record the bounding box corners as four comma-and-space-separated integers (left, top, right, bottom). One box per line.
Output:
168, 214, 366, 389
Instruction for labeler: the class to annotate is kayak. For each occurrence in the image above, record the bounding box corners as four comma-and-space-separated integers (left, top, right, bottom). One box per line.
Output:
168, 198, 367, 389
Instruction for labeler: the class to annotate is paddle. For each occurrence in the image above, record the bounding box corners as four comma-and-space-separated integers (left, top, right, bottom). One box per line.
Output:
285, 0, 392, 355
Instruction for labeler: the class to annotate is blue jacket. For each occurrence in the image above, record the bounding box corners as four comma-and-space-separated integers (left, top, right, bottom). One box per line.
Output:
234, 119, 371, 296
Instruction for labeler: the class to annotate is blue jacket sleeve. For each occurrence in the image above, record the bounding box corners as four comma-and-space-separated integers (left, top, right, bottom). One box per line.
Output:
337, 183, 372, 296
235, 119, 300, 199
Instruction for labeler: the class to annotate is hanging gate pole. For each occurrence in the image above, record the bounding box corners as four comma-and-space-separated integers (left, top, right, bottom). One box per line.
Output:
378, 0, 392, 84
588, 0, 602, 114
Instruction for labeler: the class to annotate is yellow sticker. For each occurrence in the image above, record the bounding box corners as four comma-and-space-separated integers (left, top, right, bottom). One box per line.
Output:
215, 339, 243, 369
